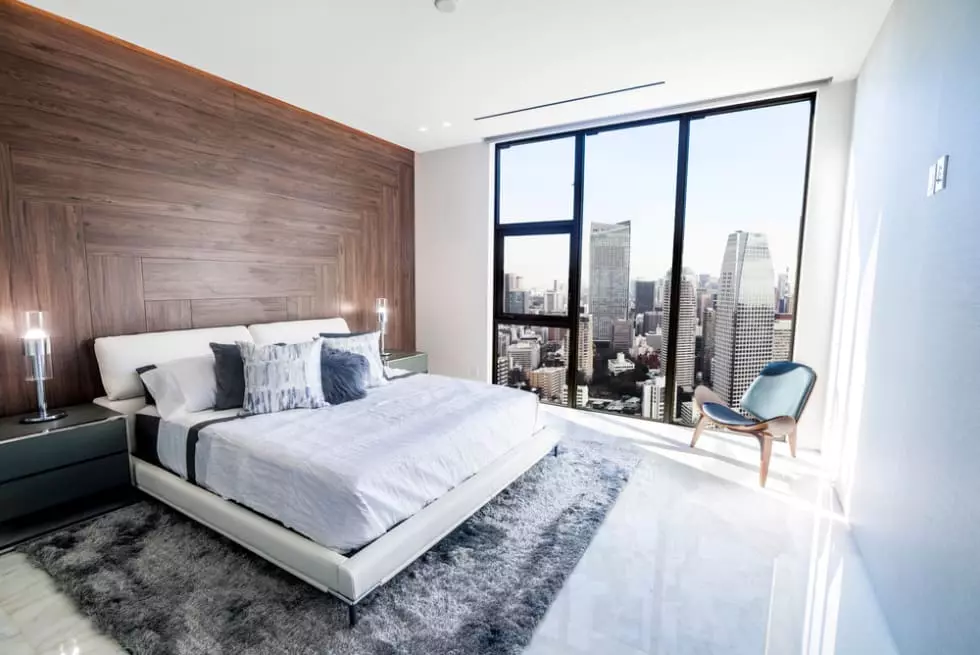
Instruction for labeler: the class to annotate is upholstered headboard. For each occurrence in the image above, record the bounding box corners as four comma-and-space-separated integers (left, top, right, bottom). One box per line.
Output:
94, 326, 252, 400
248, 318, 350, 345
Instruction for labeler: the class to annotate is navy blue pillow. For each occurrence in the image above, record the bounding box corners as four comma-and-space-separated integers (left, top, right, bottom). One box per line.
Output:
320, 348, 368, 405
210, 343, 246, 410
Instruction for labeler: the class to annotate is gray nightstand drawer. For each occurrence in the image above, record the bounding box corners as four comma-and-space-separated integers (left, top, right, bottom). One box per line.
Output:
0, 419, 126, 484
0, 452, 130, 521
387, 352, 428, 374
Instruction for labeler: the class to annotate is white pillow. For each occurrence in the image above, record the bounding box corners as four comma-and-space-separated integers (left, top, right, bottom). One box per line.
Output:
139, 355, 217, 419
318, 331, 388, 388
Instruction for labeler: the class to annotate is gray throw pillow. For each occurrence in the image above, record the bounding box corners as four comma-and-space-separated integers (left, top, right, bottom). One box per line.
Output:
210, 343, 246, 410
238, 340, 326, 415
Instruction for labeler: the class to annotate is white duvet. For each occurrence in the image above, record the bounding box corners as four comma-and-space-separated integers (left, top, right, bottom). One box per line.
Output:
148, 373, 540, 553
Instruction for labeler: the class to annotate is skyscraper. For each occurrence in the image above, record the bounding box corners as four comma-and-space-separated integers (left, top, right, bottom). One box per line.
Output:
772, 313, 793, 361
561, 314, 594, 381
635, 280, 657, 313
640, 376, 666, 421
713, 231, 777, 409
702, 307, 716, 386
662, 268, 698, 389
612, 318, 632, 352
588, 221, 631, 341
506, 290, 529, 314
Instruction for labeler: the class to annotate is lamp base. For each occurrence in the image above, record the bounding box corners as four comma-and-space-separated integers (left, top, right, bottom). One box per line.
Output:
21, 410, 67, 424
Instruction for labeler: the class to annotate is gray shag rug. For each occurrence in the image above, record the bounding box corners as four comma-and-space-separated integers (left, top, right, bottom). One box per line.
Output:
18, 435, 639, 655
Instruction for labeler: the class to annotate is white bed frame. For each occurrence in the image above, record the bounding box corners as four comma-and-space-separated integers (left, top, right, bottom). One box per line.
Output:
92, 318, 559, 626
133, 428, 558, 625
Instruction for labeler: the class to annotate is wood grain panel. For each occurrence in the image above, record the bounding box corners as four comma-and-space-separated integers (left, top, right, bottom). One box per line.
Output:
145, 300, 192, 332
142, 260, 318, 301
191, 298, 288, 329
0, 2, 415, 416
83, 208, 340, 264
87, 256, 146, 337
287, 297, 314, 321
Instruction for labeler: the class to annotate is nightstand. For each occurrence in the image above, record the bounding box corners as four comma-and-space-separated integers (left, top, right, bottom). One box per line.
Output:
385, 351, 428, 374
0, 404, 132, 549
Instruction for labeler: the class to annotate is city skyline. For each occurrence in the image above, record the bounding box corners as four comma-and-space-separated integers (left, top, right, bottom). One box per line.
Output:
499, 101, 811, 290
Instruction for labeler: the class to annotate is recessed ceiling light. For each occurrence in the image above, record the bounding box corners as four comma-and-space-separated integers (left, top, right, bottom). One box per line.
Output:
442, 121, 452, 128
434, 0, 457, 12
418, 126, 429, 132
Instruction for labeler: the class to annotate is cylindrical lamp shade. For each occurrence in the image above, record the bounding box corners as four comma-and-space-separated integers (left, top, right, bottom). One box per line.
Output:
22, 311, 53, 381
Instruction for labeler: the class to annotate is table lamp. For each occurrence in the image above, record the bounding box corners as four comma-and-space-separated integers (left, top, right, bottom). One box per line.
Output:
376, 298, 389, 357
21, 311, 66, 423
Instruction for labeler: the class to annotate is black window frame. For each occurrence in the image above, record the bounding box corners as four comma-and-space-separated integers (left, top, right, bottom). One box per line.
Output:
492, 91, 817, 421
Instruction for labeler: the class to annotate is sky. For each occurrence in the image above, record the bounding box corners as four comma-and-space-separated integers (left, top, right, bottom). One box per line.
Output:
499, 101, 812, 291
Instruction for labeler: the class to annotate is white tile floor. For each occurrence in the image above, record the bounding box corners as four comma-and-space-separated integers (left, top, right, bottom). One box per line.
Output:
0, 405, 898, 654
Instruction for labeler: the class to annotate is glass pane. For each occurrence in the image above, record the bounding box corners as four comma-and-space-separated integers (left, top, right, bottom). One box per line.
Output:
502, 234, 570, 316
493, 324, 570, 406
579, 122, 679, 419
499, 138, 575, 224
678, 101, 811, 425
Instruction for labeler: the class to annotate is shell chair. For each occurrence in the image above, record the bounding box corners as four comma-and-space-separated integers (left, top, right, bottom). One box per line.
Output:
691, 361, 817, 487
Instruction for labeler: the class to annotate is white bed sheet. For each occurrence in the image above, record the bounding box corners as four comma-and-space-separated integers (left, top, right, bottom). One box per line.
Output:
140, 374, 540, 553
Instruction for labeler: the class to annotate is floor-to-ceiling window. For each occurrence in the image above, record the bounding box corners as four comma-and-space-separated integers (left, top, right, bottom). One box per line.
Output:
492, 94, 815, 423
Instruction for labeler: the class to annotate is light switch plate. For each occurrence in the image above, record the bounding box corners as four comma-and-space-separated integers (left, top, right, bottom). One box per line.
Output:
935, 155, 948, 192
927, 164, 936, 196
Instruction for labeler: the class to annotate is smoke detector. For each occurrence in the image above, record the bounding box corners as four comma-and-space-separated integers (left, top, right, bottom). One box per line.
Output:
434, 0, 457, 13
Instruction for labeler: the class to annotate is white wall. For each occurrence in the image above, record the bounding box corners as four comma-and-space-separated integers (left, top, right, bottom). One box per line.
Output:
414, 143, 493, 382
414, 87, 856, 453
824, 0, 980, 652
793, 81, 856, 449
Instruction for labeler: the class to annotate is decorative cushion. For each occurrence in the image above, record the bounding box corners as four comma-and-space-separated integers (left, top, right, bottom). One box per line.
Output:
135, 364, 157, 405
318, 331, 387, 388
139, 355, 217, 419
210, 343, 246, 410
238, 340, 326, 415
320, 348, 369, 405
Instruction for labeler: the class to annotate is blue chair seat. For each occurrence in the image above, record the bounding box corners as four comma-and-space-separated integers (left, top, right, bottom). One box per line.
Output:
701, 402, 759, 427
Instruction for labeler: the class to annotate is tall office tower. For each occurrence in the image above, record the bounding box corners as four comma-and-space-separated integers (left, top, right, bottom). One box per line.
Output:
642, 310, 661, 335
635, 280, 657, 313
713, 231, 776, 409
543, 289, 567, 315
612, 318, 633, 352
561, 314, 595, 381
776, 268, 792, 313
495, 356, 511, 386
529, 367, 565, 401
507, 340, 540, 372
504, 273, 521, 297
589, 221, 631, 341
641, 376, 666, 421
662, 268, 698, 389
772, 313, 793, 361
506, 290, 528, 314
702, 307, 716, 386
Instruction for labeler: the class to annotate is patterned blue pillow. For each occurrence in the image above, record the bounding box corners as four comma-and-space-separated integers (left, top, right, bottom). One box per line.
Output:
237, 340, 326, 415
320, 348, 368, 404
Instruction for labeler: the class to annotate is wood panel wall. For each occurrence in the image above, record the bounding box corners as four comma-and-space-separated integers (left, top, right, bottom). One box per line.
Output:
0, 1, 415, 416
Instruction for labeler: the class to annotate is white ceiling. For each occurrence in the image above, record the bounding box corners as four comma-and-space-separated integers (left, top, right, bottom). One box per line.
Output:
24, 0, 892, 152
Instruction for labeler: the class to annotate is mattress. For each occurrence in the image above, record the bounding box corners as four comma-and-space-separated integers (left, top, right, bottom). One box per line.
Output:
134, 373, 540, 552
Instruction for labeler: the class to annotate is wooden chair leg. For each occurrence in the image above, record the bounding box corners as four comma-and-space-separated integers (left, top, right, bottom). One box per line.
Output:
788, 427, 798, 458
691, 415, 708, 448
758, 434, 773, 487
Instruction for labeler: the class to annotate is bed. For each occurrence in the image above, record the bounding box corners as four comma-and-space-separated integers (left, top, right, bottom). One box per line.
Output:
92, 319, 559, 625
